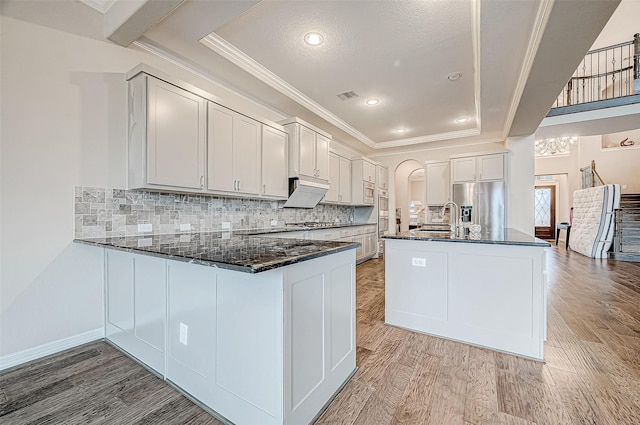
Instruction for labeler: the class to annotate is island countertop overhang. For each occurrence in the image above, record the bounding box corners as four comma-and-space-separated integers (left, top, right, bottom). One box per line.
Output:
383, 227, 551, 247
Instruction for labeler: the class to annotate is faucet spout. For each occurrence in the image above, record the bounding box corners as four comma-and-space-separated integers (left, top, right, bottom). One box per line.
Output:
441, 202, 460, 235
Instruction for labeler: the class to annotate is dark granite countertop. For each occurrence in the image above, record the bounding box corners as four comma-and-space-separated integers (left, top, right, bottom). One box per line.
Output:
240, 222, 376, 235
382, 228, 551, 247
74, 232, 359, 273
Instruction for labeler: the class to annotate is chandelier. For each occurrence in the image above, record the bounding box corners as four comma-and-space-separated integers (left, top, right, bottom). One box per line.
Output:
535, 136, 578, 156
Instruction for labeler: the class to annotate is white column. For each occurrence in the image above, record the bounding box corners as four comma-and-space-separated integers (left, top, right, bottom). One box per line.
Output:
506, 134, 535, 235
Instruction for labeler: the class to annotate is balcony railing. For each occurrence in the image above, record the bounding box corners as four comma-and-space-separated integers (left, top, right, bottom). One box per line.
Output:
551, 33, 640, 109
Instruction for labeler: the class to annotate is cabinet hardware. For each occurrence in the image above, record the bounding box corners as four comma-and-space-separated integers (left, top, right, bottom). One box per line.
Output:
263, 184, 266, 194
238, 180, 241, 191
200, 175, 204, 188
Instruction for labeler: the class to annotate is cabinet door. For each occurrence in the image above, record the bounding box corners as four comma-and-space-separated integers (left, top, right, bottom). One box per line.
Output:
325, 152, 340, 203
451, 157, 476, 182
478, 154, 504, 181
234, 114, 261, 195
207, 103, 235, 192
315, 133, 330, 181
426, 162, 450, 205
354, 235, 365, 260
262, 126, 288, 198
299, 125, 317, 178
147, 77, 205, 189
339, 156, 352, 204
377, 165, 389, 189
362, 161, 375, 183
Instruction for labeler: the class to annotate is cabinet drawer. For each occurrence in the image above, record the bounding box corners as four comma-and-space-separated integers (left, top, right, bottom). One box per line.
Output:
365, 225, 377, 234
340, 228, 354, 238
353, 226, 365, 236
311, 229, 341, 241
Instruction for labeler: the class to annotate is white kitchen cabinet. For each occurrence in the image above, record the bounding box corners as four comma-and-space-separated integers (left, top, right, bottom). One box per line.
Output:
326, 152, 352, 204
105, 249, 166, 375
365, 232, 377, 257
353, 159, 376, 183
451, 153, 505, 183
377, 164, 389, 190
351, 159, 376, 205
426, 161, 450, 205
128, 73, 206, 191
207, 102, 261, 196
282, 118, 331, 182
261, 126, 289, 198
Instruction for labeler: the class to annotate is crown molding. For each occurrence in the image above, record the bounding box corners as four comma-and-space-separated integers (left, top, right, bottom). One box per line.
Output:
79, 0, 115, 14
200, 33, 377, 148
502, 0, 555, 139
471, 0, 482, 133
367, 136, 505, 158
374, 128, 481, 149
133, 37, 288, 121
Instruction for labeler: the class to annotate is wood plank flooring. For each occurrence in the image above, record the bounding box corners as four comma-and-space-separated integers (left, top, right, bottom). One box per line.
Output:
2, 245, 639, 424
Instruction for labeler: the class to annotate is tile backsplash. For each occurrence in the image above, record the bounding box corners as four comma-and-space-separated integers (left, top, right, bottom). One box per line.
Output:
74, 187, 355, 238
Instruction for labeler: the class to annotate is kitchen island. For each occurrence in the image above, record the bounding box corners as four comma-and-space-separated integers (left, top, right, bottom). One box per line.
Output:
75, 232, 358, 425
382, 228, 550, 361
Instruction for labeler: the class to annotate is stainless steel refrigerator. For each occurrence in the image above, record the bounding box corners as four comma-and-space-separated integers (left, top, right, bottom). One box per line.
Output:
452, 181, 505, 232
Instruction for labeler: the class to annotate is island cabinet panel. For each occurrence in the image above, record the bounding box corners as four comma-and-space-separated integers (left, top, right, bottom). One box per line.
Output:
385, 248, 448, 333
384, 239, 545, 361
284, 251, 356, 425
105, 250, 166, 375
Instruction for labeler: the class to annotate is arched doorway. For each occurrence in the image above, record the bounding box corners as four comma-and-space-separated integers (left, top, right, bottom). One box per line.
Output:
394, 160, 424, 232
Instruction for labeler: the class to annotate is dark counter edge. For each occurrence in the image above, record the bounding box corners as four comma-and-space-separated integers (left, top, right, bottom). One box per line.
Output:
382, 228, 551, 248
73, 238, 359, 274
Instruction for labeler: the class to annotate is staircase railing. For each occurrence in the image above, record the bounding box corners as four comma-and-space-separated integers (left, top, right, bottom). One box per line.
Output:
551, 33, 640, 108
580, 160, 605, 189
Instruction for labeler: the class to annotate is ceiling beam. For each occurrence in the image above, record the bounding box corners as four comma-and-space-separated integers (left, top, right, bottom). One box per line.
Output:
105, 0, 184, 47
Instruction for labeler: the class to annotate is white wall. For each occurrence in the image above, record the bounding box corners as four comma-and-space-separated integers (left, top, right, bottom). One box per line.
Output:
0, 14, 285, 361
505, 135, 535, 234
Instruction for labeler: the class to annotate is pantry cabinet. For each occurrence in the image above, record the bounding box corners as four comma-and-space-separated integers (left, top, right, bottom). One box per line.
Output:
377, 165, 389, 190
128, 74, 206, 190
426, 161, 450, 205
207, 103, 261, 196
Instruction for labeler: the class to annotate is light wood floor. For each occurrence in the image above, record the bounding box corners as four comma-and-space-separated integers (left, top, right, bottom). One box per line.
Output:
2, 246, 640, 424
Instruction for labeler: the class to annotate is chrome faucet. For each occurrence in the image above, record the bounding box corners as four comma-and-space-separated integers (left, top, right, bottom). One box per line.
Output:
440, 202, 462, 237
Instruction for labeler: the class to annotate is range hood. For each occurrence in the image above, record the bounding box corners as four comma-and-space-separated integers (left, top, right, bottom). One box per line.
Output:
283, 178, 329, 208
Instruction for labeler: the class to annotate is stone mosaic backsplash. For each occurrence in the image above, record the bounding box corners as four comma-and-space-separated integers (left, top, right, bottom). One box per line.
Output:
74, 187, 355, 238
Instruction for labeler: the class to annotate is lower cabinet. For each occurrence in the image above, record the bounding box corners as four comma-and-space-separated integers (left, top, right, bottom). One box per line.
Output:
105, 250, 166, 374
104, 247, 356, 425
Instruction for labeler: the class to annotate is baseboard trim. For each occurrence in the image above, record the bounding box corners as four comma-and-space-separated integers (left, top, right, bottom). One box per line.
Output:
0, 328, 105, 372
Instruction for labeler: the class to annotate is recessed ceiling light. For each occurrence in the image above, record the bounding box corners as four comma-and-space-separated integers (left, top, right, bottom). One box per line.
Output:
395, 128, 407, 134
304, 32, 324, 46
447, 72, 463, 81
455, 117, 469, 123
365, 99, 380, 106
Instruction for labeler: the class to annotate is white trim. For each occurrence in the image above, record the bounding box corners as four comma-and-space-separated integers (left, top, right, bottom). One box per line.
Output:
0, 328, 104, 371
367, 136, 504, 158
471, 0, 482, 134
502, 0, 555, 139
79, 0, 116, 14
200, 33, 378, 149
133, 37, 289, 122
374, 128, 481, 149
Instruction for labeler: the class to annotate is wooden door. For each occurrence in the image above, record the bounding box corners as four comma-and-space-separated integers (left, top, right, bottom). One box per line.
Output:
534, 185, 556, 240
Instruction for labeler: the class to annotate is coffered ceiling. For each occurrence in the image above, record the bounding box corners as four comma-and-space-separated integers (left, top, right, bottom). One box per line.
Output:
80, 0, 620, 154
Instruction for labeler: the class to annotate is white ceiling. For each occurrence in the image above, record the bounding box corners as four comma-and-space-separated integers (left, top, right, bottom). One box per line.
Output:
78, 0, 621, 154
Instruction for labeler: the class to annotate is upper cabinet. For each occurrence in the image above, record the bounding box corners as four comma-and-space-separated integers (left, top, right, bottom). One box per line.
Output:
351, 159, 376, 205
377, 165, 389, 190
325, 152, 352, 204
128, 74, 206, 190
282, 118, 331, 182
451, 153, 505, 183
261, 126, 289, 199
127, 67, 290, 200
207, 102, 261, 196
425, 161, 450, 206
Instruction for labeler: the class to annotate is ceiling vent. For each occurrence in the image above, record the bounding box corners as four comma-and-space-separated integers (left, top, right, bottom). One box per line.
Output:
336, 90, 360, 101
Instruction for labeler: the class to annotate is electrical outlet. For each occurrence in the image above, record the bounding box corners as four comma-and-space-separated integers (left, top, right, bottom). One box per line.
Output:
221, 222, 231, 230
412, 257, 426, 267
179, 323, 188, 345
138, 223, 152, 233
180, 223, 191, 231
271, 220, 278, 227
137, 238, 152, 248
622, 184, 627, 189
